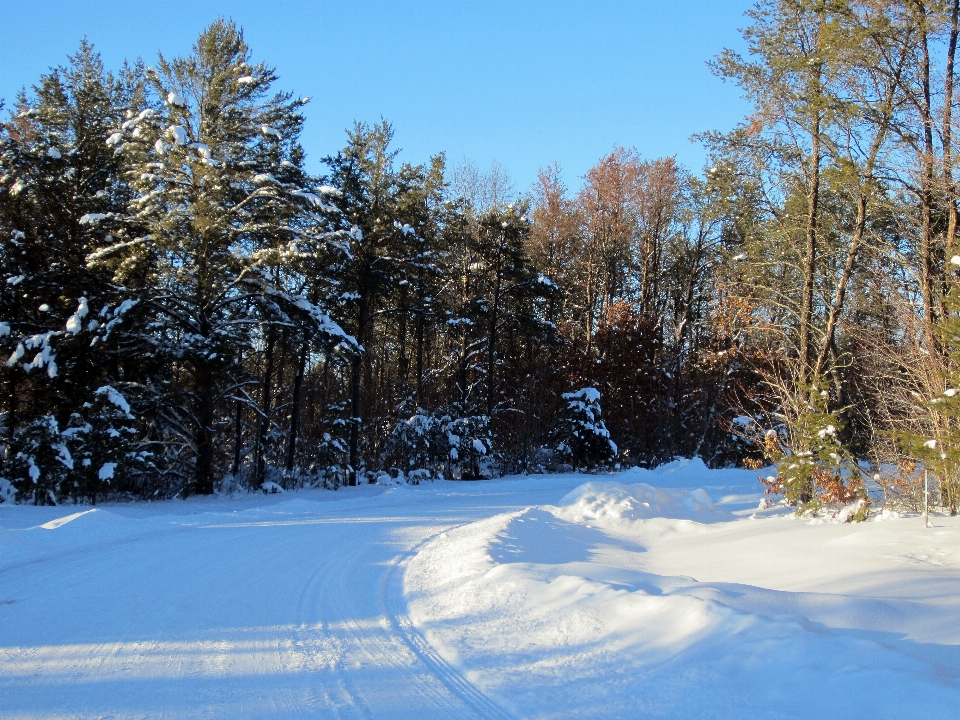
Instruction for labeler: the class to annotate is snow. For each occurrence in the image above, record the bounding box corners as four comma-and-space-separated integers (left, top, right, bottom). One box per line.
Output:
6, 342, 25, 365
564, 386, 600, 403
836, 498, 868, 523
167, 125, 188, 145
39, 509, 97, 530
290, 190, 337, 212
1, 462, 959, 718
166, 91, 186, 108
78, 213, 108, 225
95, 385, 132, 416
191, 142, 212, 160
554, 480, 730, 523
65, 297, 89, 334
97, 463, 116, 481
816, 423, 836, 438
46, 147, 61, 159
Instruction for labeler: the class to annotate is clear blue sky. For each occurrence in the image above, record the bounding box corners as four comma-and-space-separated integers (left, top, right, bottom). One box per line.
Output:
0, 0, 752, 192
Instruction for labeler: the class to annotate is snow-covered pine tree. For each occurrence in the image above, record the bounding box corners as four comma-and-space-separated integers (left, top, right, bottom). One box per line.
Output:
322, 121, 445, 484
438, 194, 556, 473
763, 381, 866, 517
104, 20, 351, 494
4, 415, 72, 505
554, 387, 617, 470
442, 411, 493, 480
384, 409, 438, 482
63, 385, 143, 503
0, 42, 142, 501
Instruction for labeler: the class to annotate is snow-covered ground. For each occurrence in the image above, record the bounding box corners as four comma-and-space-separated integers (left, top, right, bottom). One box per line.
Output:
2, 460, 959, 718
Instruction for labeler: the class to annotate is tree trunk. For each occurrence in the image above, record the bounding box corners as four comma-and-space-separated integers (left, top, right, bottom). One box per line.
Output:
487, 262, 503, 417
348, 298, 369, 486
813, 62, 898, 378
232, 398, 242, 477
945, 0, 959, 251
285, 343, 307, 474
813, 194, 867, 380
194, 383, 215, 495
254, 328, 277, 487
799, 113, 822, 386
918, 4, 938, 344
415, 304, 425, 407
398, 283, 409, 395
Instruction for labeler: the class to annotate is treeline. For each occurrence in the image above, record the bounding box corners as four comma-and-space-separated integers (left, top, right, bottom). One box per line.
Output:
2, 2, 960, 511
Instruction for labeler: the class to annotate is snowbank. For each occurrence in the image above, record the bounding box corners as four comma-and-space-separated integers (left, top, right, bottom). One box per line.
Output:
555, 480, 731, 524
406, 470, 960, 718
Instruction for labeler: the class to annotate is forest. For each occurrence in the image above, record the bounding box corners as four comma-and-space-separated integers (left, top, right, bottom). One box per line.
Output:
2, 0, 960, 515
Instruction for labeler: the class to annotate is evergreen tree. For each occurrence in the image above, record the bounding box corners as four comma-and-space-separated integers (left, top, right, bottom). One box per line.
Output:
63, 385, 142, 503
322, 121, 444, 484
105, 20, 350, 493
555, 387, 617, 470
0, 42, 141, 500
5, 415, 72, 504
898, 264, 960, 514
762, 380, 866, 516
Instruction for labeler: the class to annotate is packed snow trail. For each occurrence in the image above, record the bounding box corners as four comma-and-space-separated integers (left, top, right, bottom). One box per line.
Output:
0, 475, 592, 719
3, 461, 960, 718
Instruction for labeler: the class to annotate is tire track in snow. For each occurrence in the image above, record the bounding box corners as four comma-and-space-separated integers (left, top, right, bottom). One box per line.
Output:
383, 526, 517, 720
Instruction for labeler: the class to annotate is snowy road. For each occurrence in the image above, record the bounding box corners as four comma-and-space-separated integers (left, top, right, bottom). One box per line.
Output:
0, 476, 588, 719
3, 463, 960, 719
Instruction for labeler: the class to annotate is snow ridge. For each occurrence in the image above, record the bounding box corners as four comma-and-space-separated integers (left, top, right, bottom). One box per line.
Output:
386, 524, 517, 720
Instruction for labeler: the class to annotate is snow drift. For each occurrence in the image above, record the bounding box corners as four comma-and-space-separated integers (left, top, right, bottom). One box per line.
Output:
406, 471, 960, 718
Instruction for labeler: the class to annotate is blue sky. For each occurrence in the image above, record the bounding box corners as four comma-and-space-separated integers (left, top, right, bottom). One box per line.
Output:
0, 0, 752, 192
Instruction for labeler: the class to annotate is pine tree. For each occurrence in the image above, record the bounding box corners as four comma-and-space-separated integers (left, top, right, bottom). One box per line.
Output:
555, 387, 617, 470
763, 380, 866, 516
105, 20, 350, 494
898, 263, 960, 514
322, 121, 444, 484
63, 385, 142, 503
0, 42, 142, 500
5, 415, 72, 505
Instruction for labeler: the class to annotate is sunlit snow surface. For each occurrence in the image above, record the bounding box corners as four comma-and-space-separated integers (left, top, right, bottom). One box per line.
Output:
2, 459, 959, 718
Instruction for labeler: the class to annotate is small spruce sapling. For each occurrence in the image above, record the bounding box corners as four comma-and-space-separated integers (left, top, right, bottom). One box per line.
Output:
555, 387, 617, 471
762, 381, 867, 518
385, 409, 439, 482
64, 386, 139, 503
443, 412, 492, 480
6, 415, 73, 504
897, 258, 960, 514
